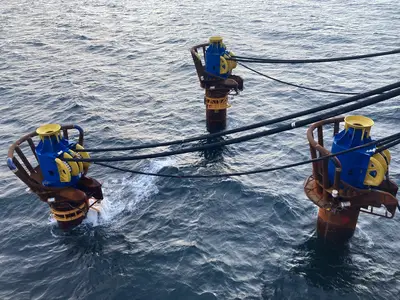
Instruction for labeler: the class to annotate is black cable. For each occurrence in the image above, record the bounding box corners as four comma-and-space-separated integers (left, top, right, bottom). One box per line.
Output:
229, 48, 400, 64
88, 199, 100, 209
239, 63, 359, 95
62, 200, 101, 216
65, 202, 86, 214
77, 81, 400, 153
93, 132, 400, 178
376, 138, 400, 153
377, 136, 400, 148
65, 86, 400, 163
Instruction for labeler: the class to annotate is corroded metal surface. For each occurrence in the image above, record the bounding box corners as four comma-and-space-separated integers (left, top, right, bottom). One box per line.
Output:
305, 117, 399, 242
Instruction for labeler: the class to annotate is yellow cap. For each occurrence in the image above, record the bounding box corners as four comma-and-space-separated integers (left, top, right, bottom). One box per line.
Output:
36, 124, 61, 137
344, 115, 374, 139
344, 115, 374, 130
209, 36, 223, 43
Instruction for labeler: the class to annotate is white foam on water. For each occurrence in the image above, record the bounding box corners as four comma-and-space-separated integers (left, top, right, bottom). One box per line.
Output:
48, 213, 57, 226
84, 157, 176, 227
46, 158, 176, 230
84, 199, 101, 227
171, 239, 197, 247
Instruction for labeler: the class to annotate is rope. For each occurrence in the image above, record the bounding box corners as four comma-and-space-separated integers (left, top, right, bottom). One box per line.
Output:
238, 63, 359, 95
65, 86, 400, 163
63, 200, 100, 215
229, 48, 400, 64
66, 202, 87, 214
94, 134, 400, 178
76, 81, 400, 153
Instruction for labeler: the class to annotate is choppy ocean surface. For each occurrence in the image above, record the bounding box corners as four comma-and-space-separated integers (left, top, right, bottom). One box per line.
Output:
1, 0, 400, 299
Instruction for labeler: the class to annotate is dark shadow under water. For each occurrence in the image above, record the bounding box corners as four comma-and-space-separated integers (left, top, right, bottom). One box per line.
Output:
260, 234, 361, 299
291, 236, 359, 290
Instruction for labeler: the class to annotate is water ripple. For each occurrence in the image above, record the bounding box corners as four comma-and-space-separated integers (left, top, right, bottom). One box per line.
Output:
1, 0, 400, 299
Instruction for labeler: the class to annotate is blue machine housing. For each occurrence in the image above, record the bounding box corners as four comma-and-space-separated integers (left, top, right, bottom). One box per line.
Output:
328, 127, 376, 189
205, 36, 231, 79
35, 130, 81, 187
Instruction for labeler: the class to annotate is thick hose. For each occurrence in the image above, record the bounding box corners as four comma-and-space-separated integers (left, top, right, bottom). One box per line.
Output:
65, 87, 400, 163
77, 81, 400, 153
93, 133, 400, 178
376, 138, 400, 153
230, 48, 400, 64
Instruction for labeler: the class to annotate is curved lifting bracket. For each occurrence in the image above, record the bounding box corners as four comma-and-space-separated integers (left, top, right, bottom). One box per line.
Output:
73, 125, 84, 146
73, 125, 84, 135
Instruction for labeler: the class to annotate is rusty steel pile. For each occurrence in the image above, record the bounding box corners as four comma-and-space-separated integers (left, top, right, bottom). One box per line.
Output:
7, 37, 400, 244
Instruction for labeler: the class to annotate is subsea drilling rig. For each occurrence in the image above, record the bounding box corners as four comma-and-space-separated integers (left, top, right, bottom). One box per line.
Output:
6, 37, 400, 244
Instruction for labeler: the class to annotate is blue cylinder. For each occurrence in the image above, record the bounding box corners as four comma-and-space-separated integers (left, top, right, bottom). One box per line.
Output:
328, 116, 377, 189
35, 124, 81, 187
205, 36, 233, 79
